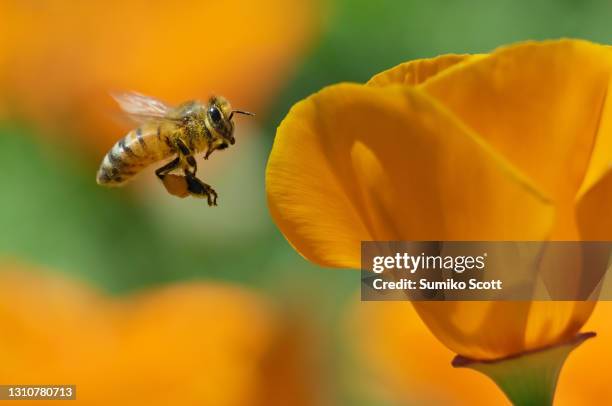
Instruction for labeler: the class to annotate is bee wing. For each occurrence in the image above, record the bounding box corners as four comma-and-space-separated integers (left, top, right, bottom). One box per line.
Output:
112, 92, 175, 123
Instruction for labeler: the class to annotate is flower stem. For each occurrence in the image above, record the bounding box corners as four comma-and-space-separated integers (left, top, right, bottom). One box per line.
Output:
452, 332, 595, 406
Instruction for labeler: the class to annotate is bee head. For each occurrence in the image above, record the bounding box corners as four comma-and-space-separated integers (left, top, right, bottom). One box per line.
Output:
206, 96, 254, 145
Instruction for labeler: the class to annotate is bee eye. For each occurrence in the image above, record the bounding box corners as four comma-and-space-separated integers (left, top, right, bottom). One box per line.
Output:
208, 106, 222, 124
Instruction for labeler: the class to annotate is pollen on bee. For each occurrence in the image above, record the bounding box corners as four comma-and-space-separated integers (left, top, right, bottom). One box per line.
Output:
162, 174, 189, 198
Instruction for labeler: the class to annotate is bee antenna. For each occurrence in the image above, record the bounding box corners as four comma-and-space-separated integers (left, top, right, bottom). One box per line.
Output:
230, 110, 255, 120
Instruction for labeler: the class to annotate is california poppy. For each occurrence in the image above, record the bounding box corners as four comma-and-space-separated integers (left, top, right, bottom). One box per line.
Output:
266, 39, 612, 403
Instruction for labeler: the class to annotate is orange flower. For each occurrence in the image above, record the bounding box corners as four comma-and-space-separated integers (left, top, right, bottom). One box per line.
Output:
0, 264, 316, 405
0, 0, 319, 153
266, 39, 612, 402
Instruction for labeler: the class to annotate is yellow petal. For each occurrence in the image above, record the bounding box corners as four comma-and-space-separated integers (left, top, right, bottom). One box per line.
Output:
367, 54, 484, 87
576, 169, 612, 239
575, 73, 612, 239
406, 40, 611, 358
413, 300, 595, 360
421, 39, 612, 216
267, 83, 554, 269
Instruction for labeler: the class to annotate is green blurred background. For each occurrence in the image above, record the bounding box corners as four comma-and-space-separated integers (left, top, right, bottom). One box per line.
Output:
2, 0, 612, 404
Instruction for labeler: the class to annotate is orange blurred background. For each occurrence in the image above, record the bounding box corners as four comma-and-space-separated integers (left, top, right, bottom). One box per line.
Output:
2, 0, 612, 404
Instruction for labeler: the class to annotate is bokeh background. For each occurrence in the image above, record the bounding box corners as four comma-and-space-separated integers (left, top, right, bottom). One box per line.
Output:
2, 0, 612, 404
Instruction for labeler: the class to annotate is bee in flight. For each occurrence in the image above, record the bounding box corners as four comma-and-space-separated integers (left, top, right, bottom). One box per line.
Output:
96, 92, 253, 206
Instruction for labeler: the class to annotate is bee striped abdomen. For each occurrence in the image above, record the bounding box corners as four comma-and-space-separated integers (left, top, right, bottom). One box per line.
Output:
96, 125, 174, 186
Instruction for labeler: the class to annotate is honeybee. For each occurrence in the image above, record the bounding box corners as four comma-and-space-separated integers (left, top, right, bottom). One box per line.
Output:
96, 92, 253, 206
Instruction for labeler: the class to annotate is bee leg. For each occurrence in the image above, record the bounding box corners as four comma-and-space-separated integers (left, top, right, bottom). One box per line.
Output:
204, 140, 228, 160
204, 141, 214, 160
184, 172, 218, 206
155, 157, 191, 198
175, 138, 199, 174
174, 139, 217, 205
155, 157, 180, 180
